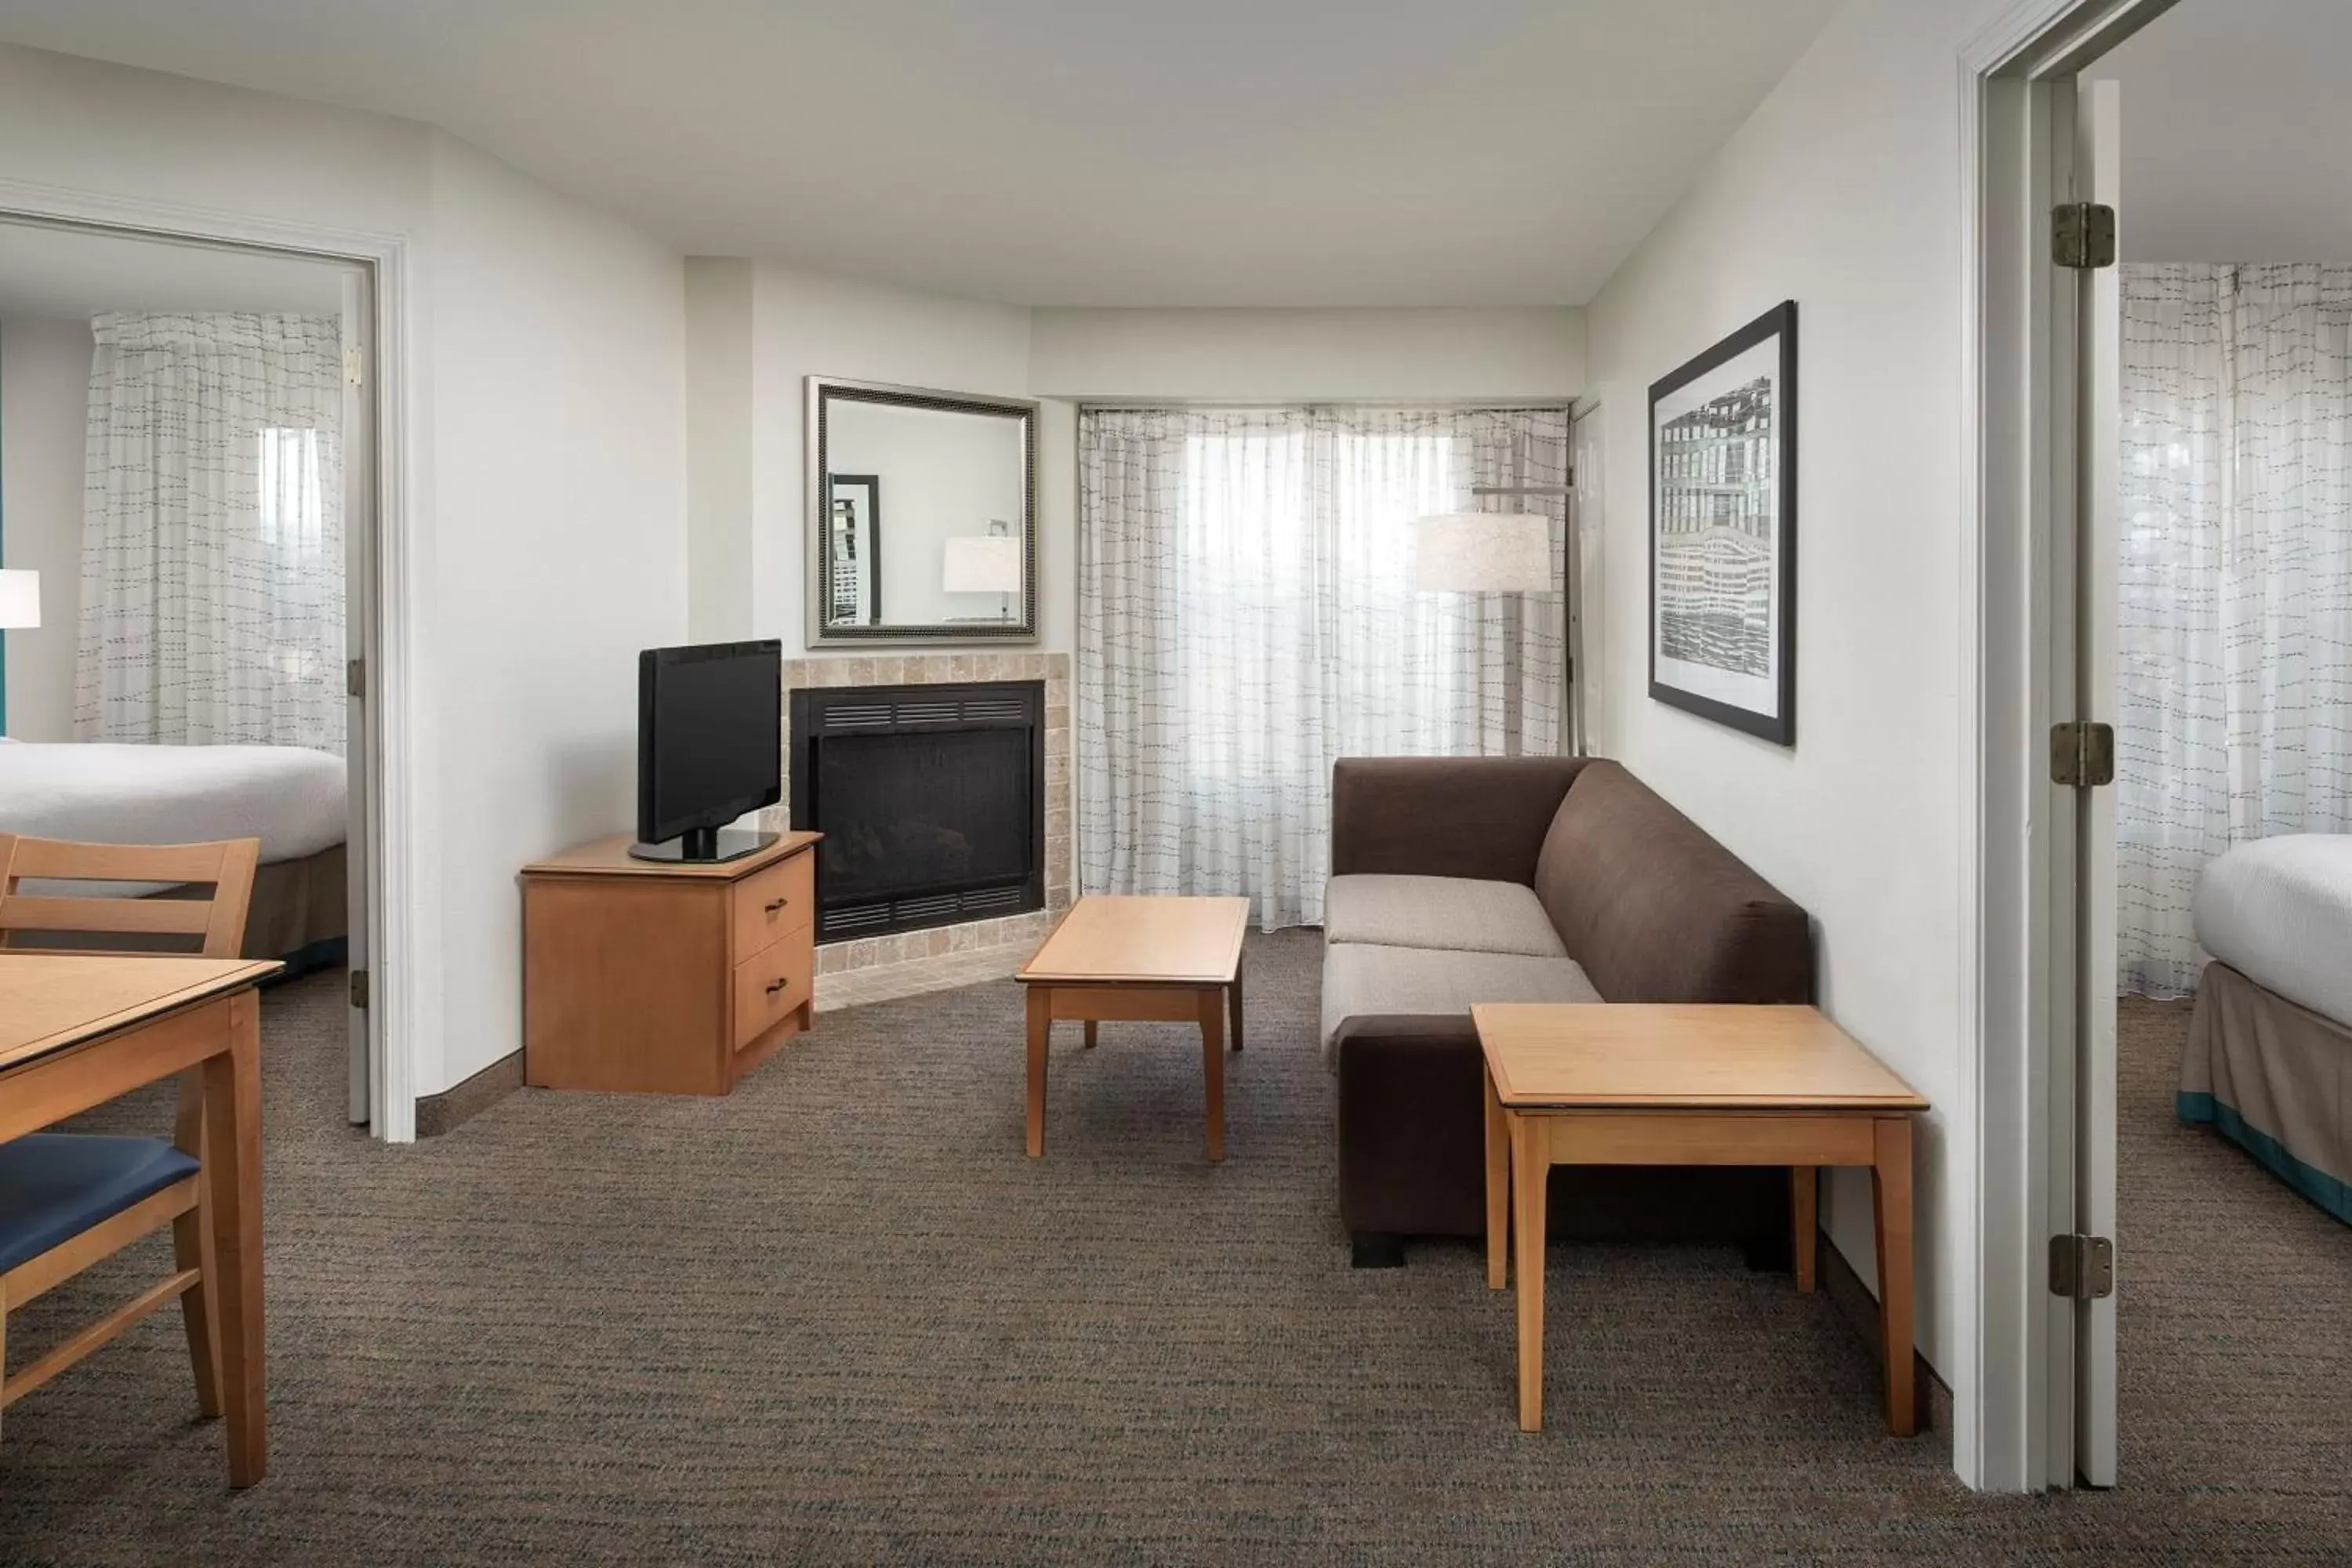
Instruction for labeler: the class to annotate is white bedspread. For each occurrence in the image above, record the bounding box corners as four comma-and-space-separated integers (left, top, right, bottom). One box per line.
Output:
2194, 835, 2352, 1027
0, 740, 345, 865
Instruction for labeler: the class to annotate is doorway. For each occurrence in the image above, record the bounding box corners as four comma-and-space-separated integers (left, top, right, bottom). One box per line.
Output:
1969, 0, 2352, 1496
1962, 0, 2182, 1494
0, 209, 398, 1135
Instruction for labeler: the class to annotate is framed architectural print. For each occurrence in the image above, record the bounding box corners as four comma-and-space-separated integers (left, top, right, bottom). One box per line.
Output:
826, 474, 880, 626
1648, 300, 1797, 746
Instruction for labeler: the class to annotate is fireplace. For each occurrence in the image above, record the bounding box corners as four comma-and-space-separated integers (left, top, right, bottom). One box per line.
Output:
789, 681, 1045, 942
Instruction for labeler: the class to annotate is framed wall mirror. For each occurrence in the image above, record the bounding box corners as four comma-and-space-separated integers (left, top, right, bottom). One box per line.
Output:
806, 377, 1038, 645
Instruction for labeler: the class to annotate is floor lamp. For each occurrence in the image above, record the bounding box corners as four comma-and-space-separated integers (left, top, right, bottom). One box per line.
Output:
1411, 485, 1579, 756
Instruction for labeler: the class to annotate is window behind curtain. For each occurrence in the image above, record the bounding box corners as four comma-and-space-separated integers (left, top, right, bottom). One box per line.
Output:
1079, 405, 1567, 928
75, 313, 346, 753
2116, 264, 2352, 995
259, 426, 338, 703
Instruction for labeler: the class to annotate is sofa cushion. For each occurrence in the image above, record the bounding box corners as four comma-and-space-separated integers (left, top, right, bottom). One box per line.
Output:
1320, 942, 1600, 1065
1531, 760, 1813, 1004
1330, 757, 1591, 883
1323, 874, 1567, 958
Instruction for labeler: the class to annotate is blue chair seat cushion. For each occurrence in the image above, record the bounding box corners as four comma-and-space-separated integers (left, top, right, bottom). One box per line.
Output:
0, 1134, 200, 1276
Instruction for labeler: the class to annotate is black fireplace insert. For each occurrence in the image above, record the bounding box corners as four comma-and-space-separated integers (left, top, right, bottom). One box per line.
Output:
789, 681, 1044, 942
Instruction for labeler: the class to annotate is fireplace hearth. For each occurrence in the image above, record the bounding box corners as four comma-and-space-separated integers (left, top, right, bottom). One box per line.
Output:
789, 681, 1044, 942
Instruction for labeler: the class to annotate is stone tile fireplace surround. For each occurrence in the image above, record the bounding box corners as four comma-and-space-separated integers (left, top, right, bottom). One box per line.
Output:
760, 652, 1073, 1011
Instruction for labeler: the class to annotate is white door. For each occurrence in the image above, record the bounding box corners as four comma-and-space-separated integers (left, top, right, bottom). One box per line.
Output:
340, 268, 375, 1129
2042, 69, 2124, 1490
2070, 74, 2123, 1490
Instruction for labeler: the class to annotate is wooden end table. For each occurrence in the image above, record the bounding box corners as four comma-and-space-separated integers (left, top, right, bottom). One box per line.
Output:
1015, 895, 1249, 1161
1475, 1003, 1929, 1436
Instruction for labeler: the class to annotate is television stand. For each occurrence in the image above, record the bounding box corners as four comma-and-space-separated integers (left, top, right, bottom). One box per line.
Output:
628, 826, 777, 864
523, 830, 822, 1094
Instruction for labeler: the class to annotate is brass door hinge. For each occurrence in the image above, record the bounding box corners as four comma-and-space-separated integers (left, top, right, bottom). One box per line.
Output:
2051, 720, 2115, 787
2054, 202, 2118, 270
347, 658, 365, 699
2049, 1233, 2114, 1299
350, 969, 370, 1009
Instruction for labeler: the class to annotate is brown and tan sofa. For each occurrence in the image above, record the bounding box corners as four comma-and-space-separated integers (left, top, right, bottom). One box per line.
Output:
1323, 756, 1815, 1265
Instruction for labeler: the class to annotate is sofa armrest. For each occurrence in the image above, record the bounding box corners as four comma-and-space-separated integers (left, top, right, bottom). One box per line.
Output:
1332, 1016, 1490, 1239
1330, 1011, 1791, 1247
1330, 757, 1590, 884
1531, 760, 1816, 1004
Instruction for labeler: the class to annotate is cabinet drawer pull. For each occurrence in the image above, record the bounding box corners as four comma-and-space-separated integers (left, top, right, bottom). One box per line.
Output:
764, 897, 789, 913
766, 977, 789, 995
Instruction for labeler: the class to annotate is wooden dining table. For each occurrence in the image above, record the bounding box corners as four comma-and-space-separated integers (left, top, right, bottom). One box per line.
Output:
0, 953, 279, 1486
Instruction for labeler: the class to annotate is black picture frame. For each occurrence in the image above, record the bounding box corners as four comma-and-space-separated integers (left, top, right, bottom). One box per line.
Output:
1647, 299, 1798, 746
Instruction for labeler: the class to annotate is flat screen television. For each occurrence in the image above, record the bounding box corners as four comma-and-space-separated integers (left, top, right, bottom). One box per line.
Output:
630, 640, 782, 863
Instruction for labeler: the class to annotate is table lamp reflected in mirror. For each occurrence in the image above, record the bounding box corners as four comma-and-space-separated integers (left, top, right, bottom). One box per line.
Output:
943, 525, 1022, 623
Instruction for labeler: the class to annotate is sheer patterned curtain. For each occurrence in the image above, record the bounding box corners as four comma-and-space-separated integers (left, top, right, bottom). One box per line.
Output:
76, 312, 346, 753
2118, 264, 2352, 995
1079, 405, 1567, 929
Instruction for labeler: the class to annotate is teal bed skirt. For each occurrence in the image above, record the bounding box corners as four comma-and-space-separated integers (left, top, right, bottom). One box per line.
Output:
2178, 1091, 2352, 1225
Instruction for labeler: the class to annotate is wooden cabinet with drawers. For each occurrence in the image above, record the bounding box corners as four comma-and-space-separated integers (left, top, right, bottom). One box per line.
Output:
520, 830, 822, 1095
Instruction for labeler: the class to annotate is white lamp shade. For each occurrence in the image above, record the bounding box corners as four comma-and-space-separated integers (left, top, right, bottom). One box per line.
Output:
942, 535, 1024, 595
0, 569, 39, 630
1412, 513, 1553, 593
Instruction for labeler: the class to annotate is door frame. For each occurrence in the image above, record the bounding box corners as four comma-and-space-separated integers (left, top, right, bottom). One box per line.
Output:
1957, 0, 2176, 1493
0, 177, 419, 1142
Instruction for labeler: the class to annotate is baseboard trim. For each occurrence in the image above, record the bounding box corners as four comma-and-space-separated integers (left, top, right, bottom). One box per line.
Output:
415, 1049, 523, 1138
1817, 1224, 1953, 1440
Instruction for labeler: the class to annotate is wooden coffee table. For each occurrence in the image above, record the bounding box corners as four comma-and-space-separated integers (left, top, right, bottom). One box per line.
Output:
1475, 1003, 1929, 1436
1016, 895, 1250, 1161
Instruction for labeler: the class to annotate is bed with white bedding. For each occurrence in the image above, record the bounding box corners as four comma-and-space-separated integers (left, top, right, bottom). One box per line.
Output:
2182, 835, 2352, 1223
0, 739, 347, 967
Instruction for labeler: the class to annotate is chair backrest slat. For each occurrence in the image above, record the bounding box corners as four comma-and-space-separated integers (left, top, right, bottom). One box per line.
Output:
0, 895, 216, 936
2, 837, 237, 885
0, 833, 263, 959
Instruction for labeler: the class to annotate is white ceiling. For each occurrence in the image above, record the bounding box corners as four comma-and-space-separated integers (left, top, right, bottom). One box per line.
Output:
0, 0, 1844, 307
2090, 0, 2352, 263
0, 221, 350, 321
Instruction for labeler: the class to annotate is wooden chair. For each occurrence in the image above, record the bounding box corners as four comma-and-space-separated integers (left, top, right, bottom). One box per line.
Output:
0, 834, 258, 959
0, 833, 260, 1442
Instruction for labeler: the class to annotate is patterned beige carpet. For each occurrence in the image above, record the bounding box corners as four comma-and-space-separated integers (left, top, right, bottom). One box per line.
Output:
2, 938, 2345, 1564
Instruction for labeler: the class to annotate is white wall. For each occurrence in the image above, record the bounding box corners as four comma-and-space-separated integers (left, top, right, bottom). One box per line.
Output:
0, 45, 690, 1102
1581, 0, 2015, 1422
0, 314, 89, 740
739, 261, 1047, 650
423, 132, 688, 1092
1029, 307, 1584, 402
685, 256, 754, 643
0, 44, 431, 234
